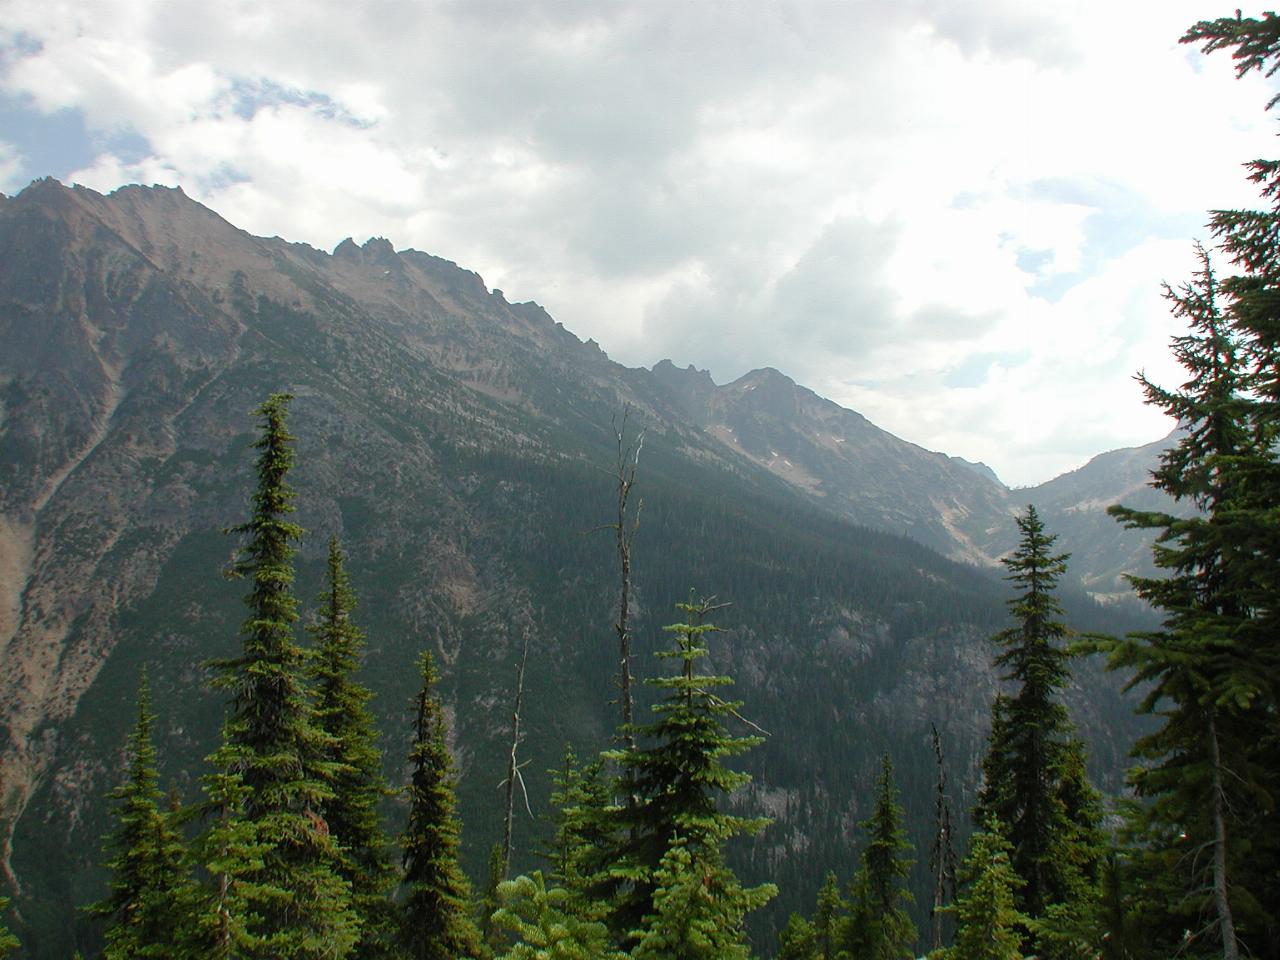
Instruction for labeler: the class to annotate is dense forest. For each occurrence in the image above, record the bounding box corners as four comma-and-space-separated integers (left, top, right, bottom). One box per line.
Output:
3, 10, 1280, 960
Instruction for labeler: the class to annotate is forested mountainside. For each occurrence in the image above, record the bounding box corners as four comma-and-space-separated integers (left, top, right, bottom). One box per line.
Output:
0, 179, 1154, 957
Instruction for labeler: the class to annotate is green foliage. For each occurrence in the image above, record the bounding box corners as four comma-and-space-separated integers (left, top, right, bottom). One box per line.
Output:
976, 506, 1103, 953
1086, 241, 1279, 955
542, 746, 610, 913
602, 594, 775, 941
399, 651, 484, 960
778, 911, 819, 960
198, 393, 358, 958
309, 536, 397, 958
89, 670, 192, 958
812, 872, 846, 960
630, 836, 775, 960
843, 755, 917, 960
938, 823, 1027, 960
0, 898, 17, 958
187, 756, 271, 958
491, 871, 624, 960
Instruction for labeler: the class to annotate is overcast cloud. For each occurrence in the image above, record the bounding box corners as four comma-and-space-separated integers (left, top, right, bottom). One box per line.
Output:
1, 1, 1276, 485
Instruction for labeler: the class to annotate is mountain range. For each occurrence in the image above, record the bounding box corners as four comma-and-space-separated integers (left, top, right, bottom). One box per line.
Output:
0, 179, 1169, 957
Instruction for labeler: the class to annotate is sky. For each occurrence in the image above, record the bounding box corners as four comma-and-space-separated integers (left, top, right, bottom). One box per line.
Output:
2, 1, 1277, 486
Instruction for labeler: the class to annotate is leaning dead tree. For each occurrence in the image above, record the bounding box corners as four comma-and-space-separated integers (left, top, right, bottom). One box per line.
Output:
499, 624, 533, 879
929, 723, 958, 953
605, 412, 643, 752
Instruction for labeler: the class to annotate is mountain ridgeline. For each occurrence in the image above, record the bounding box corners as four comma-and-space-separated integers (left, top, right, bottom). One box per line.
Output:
0, 180, 1157, 956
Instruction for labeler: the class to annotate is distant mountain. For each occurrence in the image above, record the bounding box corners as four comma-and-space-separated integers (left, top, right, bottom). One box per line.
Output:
0, 180, 1157, 957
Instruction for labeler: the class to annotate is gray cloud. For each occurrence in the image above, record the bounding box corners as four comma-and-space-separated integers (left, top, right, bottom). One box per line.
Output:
2, 0, 1270, 484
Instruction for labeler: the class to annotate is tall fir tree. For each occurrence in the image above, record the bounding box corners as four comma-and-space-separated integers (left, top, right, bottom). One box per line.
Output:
975, 505, 1103, 946
309, 536, 397, 958
1088, 248, 1276, 959
90, 670, 191, 958
201, 392, 357, 958
844, 754, 917, 960
1084, 16, 1280, 957
602, 594, 776, 945
399, 650, 483, 960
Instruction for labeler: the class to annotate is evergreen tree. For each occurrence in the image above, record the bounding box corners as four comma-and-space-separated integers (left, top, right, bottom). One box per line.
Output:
777, 912, 819, 960
939, 822, 1027, 960
543, 746, 610, 913
975, 506, 1103, 939
309, 536, 396, 958
844, 755, 917, 960
200, 392, 357, 958
90, 670, 191, 958
480, 842, 507, 956
630, 836, 774, 960
1089, 243, 1277, 960
399, 650, 483, 960
603, 594, 776, 944
0, 897, 17, 958
188, 755, 271, 959
491, 871, 624, 960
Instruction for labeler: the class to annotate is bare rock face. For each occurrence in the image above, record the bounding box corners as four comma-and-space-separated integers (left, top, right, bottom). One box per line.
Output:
0, 180, 1154, 955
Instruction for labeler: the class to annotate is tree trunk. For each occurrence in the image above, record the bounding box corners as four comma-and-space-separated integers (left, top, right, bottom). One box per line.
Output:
1208, 712, 1239, 960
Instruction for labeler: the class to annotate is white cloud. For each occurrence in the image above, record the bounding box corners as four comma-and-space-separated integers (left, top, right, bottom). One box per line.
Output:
2, 0, 1277, 485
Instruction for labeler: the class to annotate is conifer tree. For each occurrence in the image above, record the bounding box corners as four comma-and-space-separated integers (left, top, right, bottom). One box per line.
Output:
491, 871, 624, 960
812, 871, 846, 960
1088, 246, 1274, 959
201, 392, 357, 958
630, 835, 774, 960
777, 912, 820, 960
309, 536, 396, 958
844, 755, 917, 960
188, 754, 271, 958
939, 822, 1027, 960
90, 670, 191, 958
399, 650, 483, 960
975, 506, 1102, 940
543, 746, 610, 912
1087, 17, 1280, 956
480, 842, 507, 956
0, 897, 17, 958
603, 594, 775, 944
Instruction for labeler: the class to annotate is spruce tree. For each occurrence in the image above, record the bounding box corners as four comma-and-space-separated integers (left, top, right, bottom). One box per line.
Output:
844, 754, 917, 960
201, 392, 357, 958
940, 822, 1027, 960
603, 594, 776, 944
309, 536, 396, 958
90, 670, 191, 958
975, 506, 1102, 940
399, 650, 483, 960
